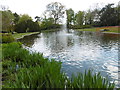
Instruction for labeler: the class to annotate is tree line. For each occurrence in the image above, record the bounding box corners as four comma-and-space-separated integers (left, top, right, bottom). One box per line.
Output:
66, 3, 120, 29
1, 2, 65, 33
1, 9, 40, 33
1, 2, 120, 33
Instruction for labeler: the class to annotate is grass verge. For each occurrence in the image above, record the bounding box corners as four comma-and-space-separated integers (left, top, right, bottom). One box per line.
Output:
76, 26, 120, 33
12, 32, 40, 39
41, 28, 60, 33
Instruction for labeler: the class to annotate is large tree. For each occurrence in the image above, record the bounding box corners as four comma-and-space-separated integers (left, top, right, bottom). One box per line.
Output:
1, 10, 14, 32
13, 12, 20, 25
66, 8, 75, 28
99, 4, 118, 26
84, 10, 94, 25
15, 14, 40, 33
46, 2, 65, 24
75, 11, 85, 25
18, 14, 32, 23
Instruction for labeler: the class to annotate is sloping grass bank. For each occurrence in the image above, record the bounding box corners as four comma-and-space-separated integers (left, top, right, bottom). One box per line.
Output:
77, 26, 120, 33
1, 32, 40, 43
2, 42, 115, 88
12, 32, 40, 39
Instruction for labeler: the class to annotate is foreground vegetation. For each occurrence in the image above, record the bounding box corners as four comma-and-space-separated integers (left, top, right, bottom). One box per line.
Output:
2, 42, 115, 88
1, 32, 40, 44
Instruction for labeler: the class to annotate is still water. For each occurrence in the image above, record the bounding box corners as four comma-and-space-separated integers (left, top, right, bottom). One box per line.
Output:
19, 29, 120, 86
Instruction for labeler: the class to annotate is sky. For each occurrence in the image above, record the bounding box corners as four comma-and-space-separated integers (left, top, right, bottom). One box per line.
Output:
0, 0, 119, 20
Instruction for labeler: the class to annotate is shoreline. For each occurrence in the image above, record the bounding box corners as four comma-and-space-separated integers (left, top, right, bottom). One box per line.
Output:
101, 32, 120, 34
13, 32, 40, 40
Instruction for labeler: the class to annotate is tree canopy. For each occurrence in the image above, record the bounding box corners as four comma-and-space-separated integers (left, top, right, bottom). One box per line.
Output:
1, 10, 14, 32
46, 2, 65, 24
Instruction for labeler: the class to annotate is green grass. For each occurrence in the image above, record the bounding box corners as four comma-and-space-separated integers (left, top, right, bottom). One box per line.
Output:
76, 26, 120, 33
12, 32, 40, 39
77, 28, 96, 32
41, 28, 60, 33
2, 42, 115, 88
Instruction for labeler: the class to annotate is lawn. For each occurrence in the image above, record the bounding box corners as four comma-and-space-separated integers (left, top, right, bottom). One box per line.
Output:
77, 26, 120, 33
12, 32, 40, 39
41, 28, 60, 33
77, 28, 96, 32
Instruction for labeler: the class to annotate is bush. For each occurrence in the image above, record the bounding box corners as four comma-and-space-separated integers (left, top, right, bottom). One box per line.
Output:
2, 33, 15, 43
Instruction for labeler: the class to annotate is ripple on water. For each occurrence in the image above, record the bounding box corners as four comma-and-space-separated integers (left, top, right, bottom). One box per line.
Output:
20, 30, 119, 87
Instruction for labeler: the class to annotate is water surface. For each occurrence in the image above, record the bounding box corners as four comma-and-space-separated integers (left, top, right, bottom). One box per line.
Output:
19, 29, 120, 87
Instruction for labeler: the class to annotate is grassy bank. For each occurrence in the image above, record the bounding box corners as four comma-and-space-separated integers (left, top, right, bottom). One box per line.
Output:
2, 42, 115, 88
1, 32, 40, 43
76, 28, 96, 32
76, 26, 120, 33
41, 28, 61, 33
12, 32, 40, 39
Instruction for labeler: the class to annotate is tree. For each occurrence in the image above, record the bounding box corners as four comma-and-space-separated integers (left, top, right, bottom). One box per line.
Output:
46, 2, 65, 24
35, 16, 41, 22
27, 20, 40, 32
40, 17, 55, 30
2, 10, 14, 32
99, 4, 118, 26
75, 11, 84, 25
13, 12, 20, 24
66, 8, 75, 28
15, 14, 40, 33
14, 21, 27, 33
18, 14, 32, 23
84, 10, 94, 25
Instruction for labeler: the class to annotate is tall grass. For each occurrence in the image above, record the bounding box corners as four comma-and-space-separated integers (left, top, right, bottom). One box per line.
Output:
2, 42, 115, 88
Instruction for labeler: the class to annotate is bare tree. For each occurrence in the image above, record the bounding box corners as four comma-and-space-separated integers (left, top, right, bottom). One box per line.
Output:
46, 2, 65, 24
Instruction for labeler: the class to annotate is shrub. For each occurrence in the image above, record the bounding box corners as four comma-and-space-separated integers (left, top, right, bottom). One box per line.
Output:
2, 33, 15, 43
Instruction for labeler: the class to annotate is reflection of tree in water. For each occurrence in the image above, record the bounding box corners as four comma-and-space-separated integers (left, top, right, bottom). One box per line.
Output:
99, 33, 119, 50
42, 31, 74, 53
18, 34, 40, 47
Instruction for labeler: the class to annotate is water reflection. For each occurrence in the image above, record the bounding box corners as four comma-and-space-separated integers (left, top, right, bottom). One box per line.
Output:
19, 30, 119, 87
18, 34, 40, 47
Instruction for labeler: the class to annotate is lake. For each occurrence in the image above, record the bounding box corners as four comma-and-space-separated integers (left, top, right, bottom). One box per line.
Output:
19, 29, 120, 87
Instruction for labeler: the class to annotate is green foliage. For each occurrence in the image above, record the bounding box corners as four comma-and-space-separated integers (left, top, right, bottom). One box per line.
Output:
14, 14, 40, 33
18, 14, 32, 23
1, 10, 14, 32
75, 11, 85, 25
66, 8, 75, 28
68, 70, 115, 88
99, 4, 119, 26
14, 19, 40, 33
2, 33, 15, 43
2, 42, 115, 88
84, 10, 94, 25
40, 18, 61, 30
13, 12, 20, 24
14, 21, 27, 33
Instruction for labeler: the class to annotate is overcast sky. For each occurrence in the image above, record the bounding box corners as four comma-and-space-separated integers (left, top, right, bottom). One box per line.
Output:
0, 0, 119, 19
